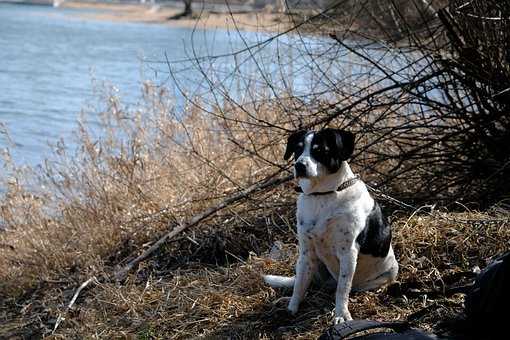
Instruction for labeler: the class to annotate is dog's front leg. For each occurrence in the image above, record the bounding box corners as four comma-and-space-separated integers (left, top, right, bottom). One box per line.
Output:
334, 247, 358, 324
288, 239, 318, 315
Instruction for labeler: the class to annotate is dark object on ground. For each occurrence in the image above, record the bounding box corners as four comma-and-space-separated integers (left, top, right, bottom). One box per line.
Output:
319, 320, 437, 340
168, 0, 193, 20
320, 251, 510, 339
464, 251, 510, 339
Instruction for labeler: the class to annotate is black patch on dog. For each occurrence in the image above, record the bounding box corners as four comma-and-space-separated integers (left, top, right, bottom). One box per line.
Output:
356, 202, 391, 258
284, 130, 307, 160
310, 129, 355, 173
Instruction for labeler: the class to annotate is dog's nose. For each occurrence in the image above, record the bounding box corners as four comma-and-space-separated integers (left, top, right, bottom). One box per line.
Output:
295, 162, 307, 177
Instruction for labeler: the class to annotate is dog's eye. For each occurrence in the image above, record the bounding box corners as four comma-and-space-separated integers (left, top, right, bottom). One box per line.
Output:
312, 144, 319, 149
297, 142, 303, 147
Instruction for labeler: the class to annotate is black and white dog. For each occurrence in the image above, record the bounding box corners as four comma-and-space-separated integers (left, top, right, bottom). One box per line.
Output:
264, 129, 398, 324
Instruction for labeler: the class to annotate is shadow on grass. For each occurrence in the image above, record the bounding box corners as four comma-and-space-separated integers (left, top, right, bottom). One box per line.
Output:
202, 287, 335, 339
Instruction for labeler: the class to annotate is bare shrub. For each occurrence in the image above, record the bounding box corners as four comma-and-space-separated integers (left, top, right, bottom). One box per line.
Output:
0, 81, 289, 295
1, 0, 510, 337
2, 0, 508, 295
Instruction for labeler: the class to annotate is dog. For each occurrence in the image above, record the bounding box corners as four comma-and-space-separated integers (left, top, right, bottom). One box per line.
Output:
263, 128, 398, 324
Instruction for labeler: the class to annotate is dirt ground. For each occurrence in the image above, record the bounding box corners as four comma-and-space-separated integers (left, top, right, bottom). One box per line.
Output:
61, 1, 293, 32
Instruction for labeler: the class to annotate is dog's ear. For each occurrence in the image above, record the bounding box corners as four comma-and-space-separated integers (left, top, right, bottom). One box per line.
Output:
284, 130, 306, 160
336, 130, 355, 160
323, 129, 355, 161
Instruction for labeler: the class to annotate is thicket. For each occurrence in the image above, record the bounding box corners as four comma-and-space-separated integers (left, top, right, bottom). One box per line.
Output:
278, 0, 510, 206
1, 0, 509, 338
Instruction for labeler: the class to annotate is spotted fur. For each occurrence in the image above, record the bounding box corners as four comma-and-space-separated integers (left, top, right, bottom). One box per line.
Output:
264, 129, 398, 324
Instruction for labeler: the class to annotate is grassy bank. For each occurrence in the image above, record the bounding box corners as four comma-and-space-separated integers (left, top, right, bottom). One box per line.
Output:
2, 0, 510, 337
2, 207, 509, 338
1, 81, 509, 338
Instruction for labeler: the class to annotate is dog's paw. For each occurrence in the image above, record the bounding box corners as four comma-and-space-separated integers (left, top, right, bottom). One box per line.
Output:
333, 310, 352, 325
333, 316, 346, 325
287, 299, 300, 315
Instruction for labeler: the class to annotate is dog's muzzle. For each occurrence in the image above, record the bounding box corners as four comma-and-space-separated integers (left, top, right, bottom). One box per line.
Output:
295, 162, 307, 178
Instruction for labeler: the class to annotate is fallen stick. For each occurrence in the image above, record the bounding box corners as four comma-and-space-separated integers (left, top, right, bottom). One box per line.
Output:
114, 172, 292, 281
52, 276, 96, 334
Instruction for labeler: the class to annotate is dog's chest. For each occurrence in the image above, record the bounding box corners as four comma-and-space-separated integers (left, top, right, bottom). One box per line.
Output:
297, 196, 355, 240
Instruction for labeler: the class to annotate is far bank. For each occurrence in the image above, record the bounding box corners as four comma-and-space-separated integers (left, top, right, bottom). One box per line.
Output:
0, 0, 292, 32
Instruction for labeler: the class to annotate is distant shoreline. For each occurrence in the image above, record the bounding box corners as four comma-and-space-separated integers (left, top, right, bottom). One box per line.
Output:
0, 0, 54, 5
0, 0, 293, 32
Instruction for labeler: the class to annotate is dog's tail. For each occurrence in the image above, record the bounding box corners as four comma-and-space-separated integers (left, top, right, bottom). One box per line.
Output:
263, 274, 295, 288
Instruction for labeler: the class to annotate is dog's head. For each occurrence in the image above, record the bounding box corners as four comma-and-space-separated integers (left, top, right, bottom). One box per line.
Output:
284, 129, 355, 179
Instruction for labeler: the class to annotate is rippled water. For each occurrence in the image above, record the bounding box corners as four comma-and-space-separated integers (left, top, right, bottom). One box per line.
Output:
0, 4, 288, 167
0, 3, 416, 168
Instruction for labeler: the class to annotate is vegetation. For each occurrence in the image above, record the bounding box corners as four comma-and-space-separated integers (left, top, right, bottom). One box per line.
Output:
1, 0, 509, 338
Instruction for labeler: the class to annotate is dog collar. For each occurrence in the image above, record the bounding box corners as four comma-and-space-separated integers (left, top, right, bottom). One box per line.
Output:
294, 174, 360, 196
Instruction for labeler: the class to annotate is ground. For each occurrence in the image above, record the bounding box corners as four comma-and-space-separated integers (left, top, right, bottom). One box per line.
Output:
61, 1, 293, 32
2, 208, 509, 339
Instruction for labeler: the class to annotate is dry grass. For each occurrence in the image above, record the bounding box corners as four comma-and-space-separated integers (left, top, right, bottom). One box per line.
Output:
2, 204, 509, 338
0, 82, 286, 295
1, 76, 509, 338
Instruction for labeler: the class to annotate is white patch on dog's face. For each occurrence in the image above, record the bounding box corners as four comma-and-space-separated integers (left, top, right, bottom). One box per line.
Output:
284, 128, 355, 181
294, 133, 328, 179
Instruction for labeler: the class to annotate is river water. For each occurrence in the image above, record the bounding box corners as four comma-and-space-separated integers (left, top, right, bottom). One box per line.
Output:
0, 3, 415, 168
0, 3, 299, 167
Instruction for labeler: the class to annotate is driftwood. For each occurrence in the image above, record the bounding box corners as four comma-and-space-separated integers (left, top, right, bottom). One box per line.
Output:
114, 172, 292, 281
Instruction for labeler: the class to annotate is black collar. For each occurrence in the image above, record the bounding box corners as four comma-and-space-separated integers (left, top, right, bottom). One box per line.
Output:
294, 175, 360, 196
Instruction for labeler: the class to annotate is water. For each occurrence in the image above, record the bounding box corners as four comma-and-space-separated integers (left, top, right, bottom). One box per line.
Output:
0, 3, 422, 168
0, 4, 286, 167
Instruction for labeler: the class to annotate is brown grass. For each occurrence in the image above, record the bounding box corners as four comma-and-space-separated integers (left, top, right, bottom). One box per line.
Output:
2, 205, 509, 338
0, 86, 279, 291
1, 80, 509, 338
